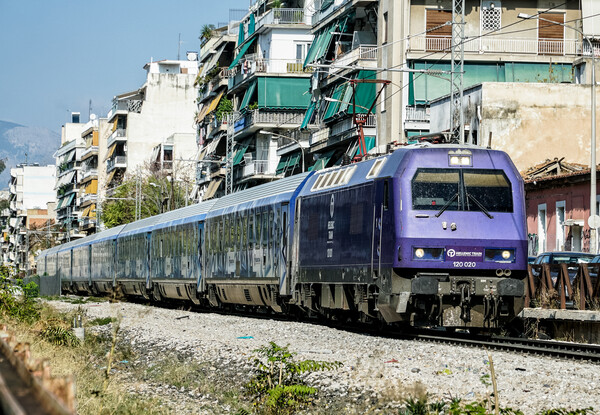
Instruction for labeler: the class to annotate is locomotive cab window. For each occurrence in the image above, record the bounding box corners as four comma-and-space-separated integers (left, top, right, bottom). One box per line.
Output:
411, 168, 512, 212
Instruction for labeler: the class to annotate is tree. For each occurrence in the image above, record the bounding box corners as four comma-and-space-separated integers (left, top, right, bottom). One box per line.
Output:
0, 158, 5, 175
200, 24, 215, 44
101, 161, 195, 228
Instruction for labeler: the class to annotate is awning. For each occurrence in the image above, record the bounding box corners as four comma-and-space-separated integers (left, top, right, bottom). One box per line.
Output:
304, 21, 337, 67
56, 171, 75, 188
238, 22, 245, 46
350, 70, 377, 114
233, 141, 250, 166
106, 170, 116, 185
276, 152, 301, 174
199, 44, 226, 78
324, 83, 346, 120
321, 0, 334, 11
276, 154, 290, 175
85, 179, 98, 194
300, 100, 317, 130
229, 36, 257, 69
89, 204, 96, 218
309, 150, 335, 171
64, 193, 75, 208
257, 77, 310, 109
81, 206, 91, 218
197, 91, 224, 123
56, 197, 64, 210
104, 144, 116, 161
205, 135, 224, 156
203, 179, 222, 200
248, 14, 255, 36
240, 80, 257, 111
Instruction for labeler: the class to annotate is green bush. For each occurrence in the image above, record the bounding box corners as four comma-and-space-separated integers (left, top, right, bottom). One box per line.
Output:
244, 342, 342, 415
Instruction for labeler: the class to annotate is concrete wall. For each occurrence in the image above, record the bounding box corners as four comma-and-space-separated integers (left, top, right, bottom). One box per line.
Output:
126, 73, 198, 174
431, 82, 597, 171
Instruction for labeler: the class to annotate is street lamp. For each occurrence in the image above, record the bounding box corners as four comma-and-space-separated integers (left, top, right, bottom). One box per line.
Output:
149, 182, 165, 214
518, 13, 597, 253
259, 130, 307, 173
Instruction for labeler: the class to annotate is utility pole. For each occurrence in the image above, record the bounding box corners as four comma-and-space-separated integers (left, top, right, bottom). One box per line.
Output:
225, 113, 235, 195
450, 0, 465, 144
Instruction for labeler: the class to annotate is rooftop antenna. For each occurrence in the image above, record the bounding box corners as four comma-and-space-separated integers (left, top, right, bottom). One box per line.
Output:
177, 33, 182, 60
88, 99, 92, 120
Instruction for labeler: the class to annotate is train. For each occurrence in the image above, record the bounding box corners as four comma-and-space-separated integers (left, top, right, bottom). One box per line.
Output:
36, 144, 528, 330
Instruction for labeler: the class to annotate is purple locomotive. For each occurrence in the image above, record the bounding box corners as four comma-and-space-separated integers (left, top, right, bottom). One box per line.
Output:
292, 144, 527, 329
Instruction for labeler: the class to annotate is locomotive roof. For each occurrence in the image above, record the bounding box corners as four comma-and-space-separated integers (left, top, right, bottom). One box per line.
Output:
206, 172, 312, 217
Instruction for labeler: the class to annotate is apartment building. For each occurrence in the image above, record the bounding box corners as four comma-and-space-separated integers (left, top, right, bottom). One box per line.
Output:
3, 164, 55, 268
105, 59, 199, 192
196, 1, 314, 200
55, 116, 85, 242
303, 0, 380, 169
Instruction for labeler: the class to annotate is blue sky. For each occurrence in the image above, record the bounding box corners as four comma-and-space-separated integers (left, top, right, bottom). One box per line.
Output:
0, 0, 247, 132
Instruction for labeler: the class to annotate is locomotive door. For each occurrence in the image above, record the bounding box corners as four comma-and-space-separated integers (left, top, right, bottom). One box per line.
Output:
371, 179, 387, 280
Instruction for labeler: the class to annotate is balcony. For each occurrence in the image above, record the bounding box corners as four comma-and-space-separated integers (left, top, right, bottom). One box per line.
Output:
80, 145, 99, 161
107, 128, 127, 148
108, 99, 143, 120
81, 166, 98, 182
408, 35, 581, 58
81, 193, 98, 205
310, 127, 331, 146
234, 109, 306, 137
229, 57, 312, 88
107, 156, 127, 172
255, 8, 307, 31
334, 45, 377, 68
240, 160, 271, 179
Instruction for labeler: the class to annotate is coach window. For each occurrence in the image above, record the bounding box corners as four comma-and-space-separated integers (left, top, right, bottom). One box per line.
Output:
248, 214, 254, 249
242, 215, 248, 250
262, 212, 268, 248
256, 212, 262, 248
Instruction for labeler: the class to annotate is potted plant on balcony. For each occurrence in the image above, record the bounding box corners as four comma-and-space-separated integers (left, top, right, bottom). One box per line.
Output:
272, 0, 282, 23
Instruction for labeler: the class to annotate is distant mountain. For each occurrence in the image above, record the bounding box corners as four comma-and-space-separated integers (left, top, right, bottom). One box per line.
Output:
0, 120, 60, 189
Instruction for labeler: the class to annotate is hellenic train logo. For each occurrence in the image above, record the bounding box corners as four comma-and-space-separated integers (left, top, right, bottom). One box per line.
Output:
330, 194, 335, 218
447, 249, 456, 258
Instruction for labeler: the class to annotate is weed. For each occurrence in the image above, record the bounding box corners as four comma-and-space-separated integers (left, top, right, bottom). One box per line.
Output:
244, 341, 342, 415
39, 322, 81, 347
144, 353, 208, 389
88, 317, 117, 327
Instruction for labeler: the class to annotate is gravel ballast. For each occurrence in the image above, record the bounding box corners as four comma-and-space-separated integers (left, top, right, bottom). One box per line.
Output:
49, 299, 599, 414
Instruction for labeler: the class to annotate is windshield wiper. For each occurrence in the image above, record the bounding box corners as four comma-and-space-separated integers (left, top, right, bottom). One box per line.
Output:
466, 193, 493, 219
435, 193, 459, 218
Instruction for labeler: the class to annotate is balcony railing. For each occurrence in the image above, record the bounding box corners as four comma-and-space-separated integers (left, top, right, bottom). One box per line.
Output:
409, 35, 581, 56
255, 8, 306, 31
81, 193, 98, 204
228, 58, 312, 87
107, 128, 127, 148
334, 45, 377, 67
405, 106, 430, 123
81, 167, 98, 181
107, 156, 127, 172
310, 127, 331, 146
241, 160, 270, 178
234, 109, 306, 134
329, 114, 376, 137
80, 145, 99, 160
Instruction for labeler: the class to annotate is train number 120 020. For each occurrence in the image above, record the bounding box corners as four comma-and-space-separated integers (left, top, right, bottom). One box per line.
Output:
452, 261, 477, 268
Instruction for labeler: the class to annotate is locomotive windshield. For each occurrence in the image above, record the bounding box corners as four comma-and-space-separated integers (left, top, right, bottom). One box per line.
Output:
411, 168, 513, 213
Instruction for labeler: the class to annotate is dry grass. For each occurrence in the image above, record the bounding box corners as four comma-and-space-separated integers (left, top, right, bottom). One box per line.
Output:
3, 302, 249, 414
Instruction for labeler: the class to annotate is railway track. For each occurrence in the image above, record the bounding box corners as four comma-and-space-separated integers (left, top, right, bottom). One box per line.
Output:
0, 325, 75, 415
398, 330, 600, 362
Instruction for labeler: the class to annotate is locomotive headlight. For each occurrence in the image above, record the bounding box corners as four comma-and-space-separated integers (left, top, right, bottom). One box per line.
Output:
461, 156, 471, 165
448, 150, 472, 166
484, 248, 515, 263
449, 156, 460, 165
412, 247, 445, 260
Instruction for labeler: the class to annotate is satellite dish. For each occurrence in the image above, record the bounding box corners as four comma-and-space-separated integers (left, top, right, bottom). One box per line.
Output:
90, 114, 97, 121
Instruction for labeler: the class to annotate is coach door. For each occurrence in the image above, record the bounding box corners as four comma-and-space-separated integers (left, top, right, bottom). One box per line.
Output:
371, 179, 388, 281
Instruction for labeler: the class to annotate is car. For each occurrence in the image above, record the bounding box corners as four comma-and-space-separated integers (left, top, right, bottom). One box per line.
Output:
528, 256, 537, 264
532, 251, 595, 284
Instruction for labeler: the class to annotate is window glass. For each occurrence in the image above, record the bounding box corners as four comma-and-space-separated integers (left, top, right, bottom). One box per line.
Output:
463, 170, 512, 213
412, 169, 460, 210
